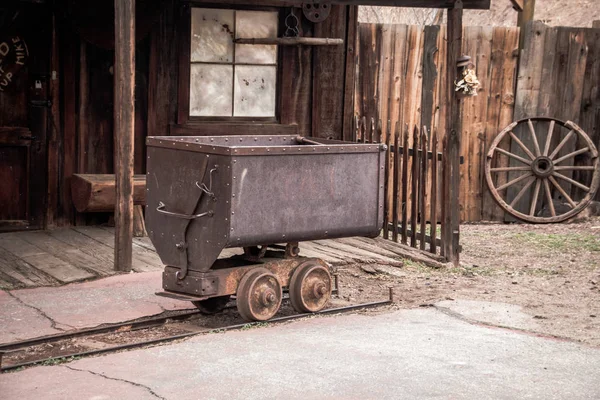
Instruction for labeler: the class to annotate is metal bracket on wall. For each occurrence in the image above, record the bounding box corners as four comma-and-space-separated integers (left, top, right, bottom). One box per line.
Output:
302, 2, 331, 23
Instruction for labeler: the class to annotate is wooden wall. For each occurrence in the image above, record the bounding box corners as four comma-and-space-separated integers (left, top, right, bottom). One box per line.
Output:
355, 23, 520, 222
44, 1, 358, 227
511, 22, 600, 206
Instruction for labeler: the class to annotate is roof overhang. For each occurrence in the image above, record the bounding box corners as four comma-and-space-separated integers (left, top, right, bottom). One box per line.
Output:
185, 1, 491, 10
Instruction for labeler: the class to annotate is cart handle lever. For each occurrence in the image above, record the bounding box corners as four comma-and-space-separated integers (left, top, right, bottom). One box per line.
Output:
156, 202, 214, 220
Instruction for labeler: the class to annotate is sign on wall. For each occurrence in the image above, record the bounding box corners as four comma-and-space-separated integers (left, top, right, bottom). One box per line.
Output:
0, 35, 28, 92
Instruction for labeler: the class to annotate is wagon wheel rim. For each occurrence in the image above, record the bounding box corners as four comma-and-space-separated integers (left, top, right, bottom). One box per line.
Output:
289, 260, 332, 313
485, 117, 600, 223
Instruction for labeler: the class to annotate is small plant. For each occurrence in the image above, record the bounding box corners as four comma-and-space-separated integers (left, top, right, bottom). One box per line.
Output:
240, 322, 269, 330
37, 355, 82, 367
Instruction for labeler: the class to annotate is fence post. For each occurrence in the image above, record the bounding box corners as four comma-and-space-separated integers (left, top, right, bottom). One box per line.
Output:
444, 0, 463, 266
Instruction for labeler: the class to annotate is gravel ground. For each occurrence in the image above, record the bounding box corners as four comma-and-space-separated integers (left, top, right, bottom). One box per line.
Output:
335, 217, 600, 347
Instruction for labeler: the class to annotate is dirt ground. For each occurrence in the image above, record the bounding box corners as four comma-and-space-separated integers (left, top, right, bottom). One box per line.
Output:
335, 217, 600, 347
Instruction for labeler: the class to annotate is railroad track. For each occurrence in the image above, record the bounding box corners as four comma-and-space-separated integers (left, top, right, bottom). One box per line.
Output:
0, 289, 393, 372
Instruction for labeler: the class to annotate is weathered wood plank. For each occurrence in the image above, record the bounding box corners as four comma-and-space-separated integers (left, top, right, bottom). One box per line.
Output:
392, 124, 400, 242
0, 247, 58, 288
0, 235, 93, 283
312, 5, 347, 140
410, 126, 419, 248
507, 21, 547, 218
16, 232, 112, 277
74, 227, 162, 272
445, 1, 463, 265
336, 237, 401, 258
401, 125, 409, 244
481, 26, 519, 221
114, 0, 136, 272
430, 130, 438, 254
313, 240, 402, 264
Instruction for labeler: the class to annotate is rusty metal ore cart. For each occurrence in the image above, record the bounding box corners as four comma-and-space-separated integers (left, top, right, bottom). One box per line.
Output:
146, 135, 386, 321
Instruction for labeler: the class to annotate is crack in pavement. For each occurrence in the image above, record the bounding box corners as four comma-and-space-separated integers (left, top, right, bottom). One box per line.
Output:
431, 304, 584, 345
64, 365, 167, 400
5, 290, 74, 331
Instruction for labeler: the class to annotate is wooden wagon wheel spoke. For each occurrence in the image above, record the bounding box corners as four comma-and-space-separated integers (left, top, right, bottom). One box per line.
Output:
552, 172, 590, 192
509, 176, 536, 208
553, 147, 590, 165
509, 132, 536, 160
485, 117, 600, 223
543, 120, 555, 157
497, 173, 533, 191
549, 129, 575, 160
490, 166, 531, 172
548, 175, 576, 208
527, 119, 542, 157
543, 179, 556, 217
529, 179, 541, 216
494, 148, 532, 165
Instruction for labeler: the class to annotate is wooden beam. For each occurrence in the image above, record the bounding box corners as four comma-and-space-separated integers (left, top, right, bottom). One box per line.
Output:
71, 174, 147, 212
114, 0, 135, 272
443, 0, 463, 266
186, 0, 490, 9
510, 0, 523, 11
517, 0, 535, 49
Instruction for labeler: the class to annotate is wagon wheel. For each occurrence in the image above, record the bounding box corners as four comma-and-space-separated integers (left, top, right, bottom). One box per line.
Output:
236, 268, 282, 321
192, 295, 230, 315
289, 260, 332, 313
485, 117, 600, 223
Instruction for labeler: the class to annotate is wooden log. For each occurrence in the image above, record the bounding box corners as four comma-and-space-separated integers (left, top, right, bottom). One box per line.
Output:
71, 174, 146, 212
114, 0, 136, 272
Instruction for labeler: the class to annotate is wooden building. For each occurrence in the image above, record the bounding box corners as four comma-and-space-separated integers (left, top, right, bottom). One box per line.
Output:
0, 0, 490, 270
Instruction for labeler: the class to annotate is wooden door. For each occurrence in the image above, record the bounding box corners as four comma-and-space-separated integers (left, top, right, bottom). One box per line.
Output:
0, 4, 49, 231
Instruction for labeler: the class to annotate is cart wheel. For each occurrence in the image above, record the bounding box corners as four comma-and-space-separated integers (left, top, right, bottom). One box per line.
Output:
192, 295, 230, 315
237, 268, 282, 321
289, 261, 332, 313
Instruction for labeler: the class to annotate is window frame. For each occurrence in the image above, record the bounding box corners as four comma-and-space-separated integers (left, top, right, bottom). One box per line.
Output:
178, 3, 282, 125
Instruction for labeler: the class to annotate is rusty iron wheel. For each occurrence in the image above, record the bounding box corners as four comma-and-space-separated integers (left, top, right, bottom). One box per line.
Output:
289, 261, 332, 313
192, 295, 230, 315
236, 268, 282, 322
485, 117, 600, 223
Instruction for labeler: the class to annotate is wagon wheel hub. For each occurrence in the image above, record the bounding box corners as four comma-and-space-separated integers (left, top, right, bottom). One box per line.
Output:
289, 261, 332, 313
261, 289, 277, 306
485, 117, 600, 223
531, 156, 554, 178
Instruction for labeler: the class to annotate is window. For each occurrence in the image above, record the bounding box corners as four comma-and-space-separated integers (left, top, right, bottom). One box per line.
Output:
189, 8, 279, 118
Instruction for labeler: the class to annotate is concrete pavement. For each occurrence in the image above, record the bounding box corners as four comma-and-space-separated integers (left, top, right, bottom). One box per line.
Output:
2, 305, 599, 400
0, 271, 189, 344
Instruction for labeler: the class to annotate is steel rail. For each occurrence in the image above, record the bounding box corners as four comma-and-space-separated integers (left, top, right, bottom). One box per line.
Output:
0, 291, 391, 373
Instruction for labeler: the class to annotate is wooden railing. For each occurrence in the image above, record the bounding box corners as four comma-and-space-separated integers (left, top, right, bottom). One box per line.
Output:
354, 116, 459, 262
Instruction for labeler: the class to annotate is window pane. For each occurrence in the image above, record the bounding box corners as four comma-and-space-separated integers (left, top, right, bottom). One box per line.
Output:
235, 11, 278, 64
191, 8, 234, 63
190, 64, 233, 116
234, 65, 277, 117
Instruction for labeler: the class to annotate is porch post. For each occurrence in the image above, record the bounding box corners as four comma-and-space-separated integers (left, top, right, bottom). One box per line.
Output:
114, 0, 135, 272
444, 0, 463, 266
517, 0, 536, 49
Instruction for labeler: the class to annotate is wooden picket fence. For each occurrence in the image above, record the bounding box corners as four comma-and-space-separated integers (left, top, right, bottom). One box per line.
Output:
353, 116, 454, 258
